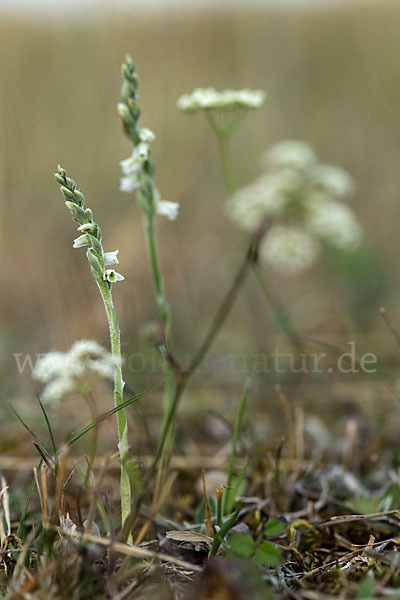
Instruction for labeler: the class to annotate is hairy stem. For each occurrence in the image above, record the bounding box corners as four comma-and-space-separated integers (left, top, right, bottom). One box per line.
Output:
98, 279, 131, 530
142, 211, 175, 477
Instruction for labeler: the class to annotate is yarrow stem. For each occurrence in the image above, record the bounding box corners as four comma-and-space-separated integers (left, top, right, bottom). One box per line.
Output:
213, 125, 304, 350
54, 166, 131, 531
218, 133, 236, 196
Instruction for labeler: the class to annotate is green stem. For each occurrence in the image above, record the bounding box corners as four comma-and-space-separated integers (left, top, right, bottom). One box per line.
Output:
97, 279, 131, 531
218, 133, 236, 196
142, 211, 174, 471
252, 264, 304, 352
213, 134, 303, 352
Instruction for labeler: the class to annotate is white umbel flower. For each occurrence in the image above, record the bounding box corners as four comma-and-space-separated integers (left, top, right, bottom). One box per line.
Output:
177, 87, 266, 113
260, 225, 318, 275
33, 340, 118, 404
265, 140, 317, 170
307, 198, 362, 250
308, 165, 355, 199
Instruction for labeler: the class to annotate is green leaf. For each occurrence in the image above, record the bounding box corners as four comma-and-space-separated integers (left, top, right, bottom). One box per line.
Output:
378, 483, 400, 512
356, 573, 375, 599
255, 541, 282, 566
228, 533, 255, 557
265, 518, 285, 538
196, 495, 217, 525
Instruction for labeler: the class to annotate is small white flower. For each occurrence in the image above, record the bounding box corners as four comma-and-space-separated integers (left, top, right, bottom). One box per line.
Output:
177, 87, 266, 113
308, 164, 355, 199
33, 352, 80, 383
265, 141, 316, 170
307, 199, 362, 250
88, 355, 119, 379
260, 225, 318, 275
120, 143, 149, 176
41, 376, 76, 404
120, 155, 140, 177
33, 341, 119, 404
117, 102, 130, 120
73, 234, 89, 248
70, 340, 105, 359
138, 127, 156, 142
103, 250, 119, 266
226, 172, 289, 231
137, 142, 149, 161
156, 200, 180, 221
120, 174, 141, 193
103, 269, 125, 282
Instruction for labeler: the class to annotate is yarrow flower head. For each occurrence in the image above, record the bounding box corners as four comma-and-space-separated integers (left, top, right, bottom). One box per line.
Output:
227, 140, 362, 275
177, 87, 266, 113
177, 87, 266, 138
118, 55, 179, 221
33, 340, 120, 404
260, 225, 318, 275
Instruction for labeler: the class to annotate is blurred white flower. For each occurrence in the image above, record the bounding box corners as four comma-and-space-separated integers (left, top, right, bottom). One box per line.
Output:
156, 200, 180, 221
33, 340, 117, 404
264, 141, 316, 170
33, 352, 82, 384
309, 164, 355, 199
227, 139, 362, 275
69, 340, 106, 359
177, 87, 265, 113
260, 225, 318, 275
138, 127, 156, 143
307, 198, 362, 250
227, 173, 287, 231
120, 174, 142, 193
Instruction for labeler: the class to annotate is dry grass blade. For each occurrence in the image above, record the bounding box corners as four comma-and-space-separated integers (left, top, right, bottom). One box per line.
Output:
60, 528, 203, 572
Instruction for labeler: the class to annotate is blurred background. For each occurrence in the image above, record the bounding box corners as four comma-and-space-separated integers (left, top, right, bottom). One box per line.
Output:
1, 0, 400, 471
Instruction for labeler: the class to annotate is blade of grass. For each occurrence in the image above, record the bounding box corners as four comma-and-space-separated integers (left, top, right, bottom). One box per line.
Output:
67, 386, 158, 446
8, 403, 53, 464
16, 386, 157, 538
36, 392, 58, 469
222, 383, 248, 517
209, 504, 242, 557
17, 458, 43, 538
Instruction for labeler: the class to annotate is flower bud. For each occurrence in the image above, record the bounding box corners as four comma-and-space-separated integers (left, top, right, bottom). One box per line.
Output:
87, 248, 104, 279
57, 165, 67, 178
89, 235, 103, 256
74, 190, 85, 207
84, 208, 93, 221
55, 173, 65, 185
60, 186, 76, 202
66, 177, 76, 191
65, 201, 85, 223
